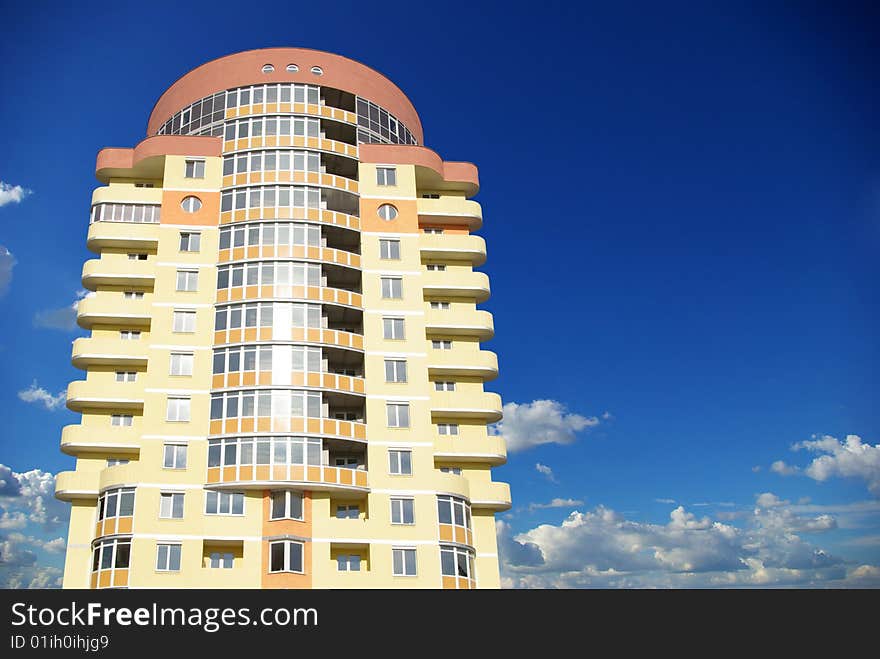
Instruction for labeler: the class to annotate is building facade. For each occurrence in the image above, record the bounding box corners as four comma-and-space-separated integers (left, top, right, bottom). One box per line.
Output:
55, 47, 510, 589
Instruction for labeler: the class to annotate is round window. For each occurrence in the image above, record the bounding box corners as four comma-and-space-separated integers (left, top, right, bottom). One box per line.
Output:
286, 64, 299, 72
262, 64, 275, 73
377, 204, 398, 221
310, 66, 323, 76
181, 196, 202, 213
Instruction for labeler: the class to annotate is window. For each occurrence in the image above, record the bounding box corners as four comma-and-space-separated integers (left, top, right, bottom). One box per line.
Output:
205, 491, 245, 515
384, 359, 407, 383
128, 253, 148, 260
381, 277, 402, 299
335, 456, 358, 468
111, 414, 133, 427
386, 403, 410, 428
437, 495, 471, 530
98, 487, 135, 519
392, 548, 417, 576
210, 552, 234, 569
159, 492, 184, 519
176, 270, 198, 291
440, 466, 462, 475
180, 196, 202, 213
172, 310, 196, 333
435, 381, 456, 391
156, 543, 181, 571
383, 317, 405, 339
310, 66, 323, 76
115, 371, 136, 382
437, 423, 459, 435
377, 204, 398, 221
376, 167, 397, 186
120, 330, 141, 340
337, 554, 361, 572
166, 397, 191, 422
269, 540, 304, 573
170, 352, 194, 376
441, 545, 475, 580
106, 458, 129, 467
184, 160, 205, 179
424, 228, 443, 234
336, 504, 359, 519
179, 232, 201, 251
262, 64, 275, 73
135, 182, 154, 188
379, 239, 400, 260
286, 64, 299, 72
432, 340, 452, 350
390, 498, 415, 525
123, 291, 144, 300
430, 301, 450, 310
422, 193, 440, 199
388, 449, 412, 475
426, 264, 446, 271
92, 538, 131, 572
270, 491, 303, 520
163, 444, 187, 469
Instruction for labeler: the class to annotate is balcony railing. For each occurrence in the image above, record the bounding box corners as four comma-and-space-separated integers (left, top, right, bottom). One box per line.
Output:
207, 463, 368, 492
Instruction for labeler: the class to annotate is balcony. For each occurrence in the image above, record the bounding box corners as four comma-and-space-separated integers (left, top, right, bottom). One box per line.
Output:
71, 337, 149, 369
206, 464, 368, 494
419, 233, 486, 266
91, 185, 162, 207
425, 308, 494, 340
432, 471, 471, 500
77, 295, 151, 329
430, 391, 502, 422
417, 197, 483, 231
98, 463, 142, 492
81, 258, 155, 290
87, 220, 160, 253
433, 434, 507, 466
60, 424, 140, 456
66, 380, 144, 413
427, 349, 498, 381
468, 480, 512, 511
55, 471, 99, 501
422, 270, 490, 302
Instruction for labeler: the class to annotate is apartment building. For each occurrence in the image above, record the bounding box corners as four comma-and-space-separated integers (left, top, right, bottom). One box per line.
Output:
55, 47, 509, 588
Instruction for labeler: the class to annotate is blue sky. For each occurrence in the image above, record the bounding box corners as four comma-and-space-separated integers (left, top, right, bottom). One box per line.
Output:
1, 1, 877, 587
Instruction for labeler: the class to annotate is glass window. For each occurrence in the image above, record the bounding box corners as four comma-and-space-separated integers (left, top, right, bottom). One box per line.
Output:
172, 310, 196, 333
376, 167, 397, 186
384, 359, 407, 383
163, 444, 187, 469
205, 491, 245, 515
438, 423, 459, 435
377, 204, 398, 221
111, 414, 133, 426
392, 548, 417, 576
176, 270, 199, 292
336, 504, 359, 519
435, 381, 456, 391
156, 543, 182, 571
209, 552, 234, 569
381, 277, 402, 299
180, 196, 202, 213
184, 160, 205, 179
159, 492, 184, 519
270, 490, 304, 520
386, 403, 410, 428
390, 498, 415, 525
166, 397, 191, 422
170, 352, 194, 376
179, 232, 201, 252
388, 449, 412, 475
379, 239, 400, 260
269, 540, 304, 573
286, 64, 298, 72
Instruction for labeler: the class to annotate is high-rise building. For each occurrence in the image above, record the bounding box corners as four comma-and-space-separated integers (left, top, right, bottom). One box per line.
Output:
55, 48, 510, 589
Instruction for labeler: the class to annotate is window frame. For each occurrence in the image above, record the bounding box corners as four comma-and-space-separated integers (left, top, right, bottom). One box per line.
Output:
392, 547, 417, 576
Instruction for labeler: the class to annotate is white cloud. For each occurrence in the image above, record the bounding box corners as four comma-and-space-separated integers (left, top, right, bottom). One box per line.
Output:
771, 460, 800, 476
528, 498, 585, 511
0, 465, 69, 588
34, 290, 93, 331
492, 400, 602, 452
0, 181, 32, 207
0, 245, 14, 296
756, 492, 788, 508
655, 498, 676, 504
500, 493, 862, 588
535, 463, 557, 483
751, 465, 762, 473
790, 435, 880, 496
17, 381, 67, 411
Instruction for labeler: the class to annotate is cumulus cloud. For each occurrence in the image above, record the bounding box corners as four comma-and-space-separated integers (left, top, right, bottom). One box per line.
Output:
0, 182, 32, 207
771, 460, 800, 476
535, 463, 557, 483
17, 381, 67, 411
528, 498, 585, 511
492, 400, 603, 452
501, 493, 861, 588
0, 465, 69, 589
790, 435, 880, 496
0, 246, 14, 296
34, 290, 93, 331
